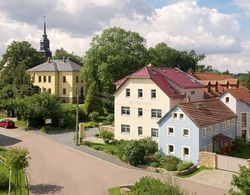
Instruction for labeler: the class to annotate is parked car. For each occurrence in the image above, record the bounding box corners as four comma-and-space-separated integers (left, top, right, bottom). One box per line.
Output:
0, 119, 15, 128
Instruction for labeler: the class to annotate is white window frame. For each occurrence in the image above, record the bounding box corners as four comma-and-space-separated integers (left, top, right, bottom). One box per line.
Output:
231, 119, 235, 127
208, 126, 213, 136
167, 144, 175, 154
121, 124, 130, 134
182, 128, 190, 137
241, 112, 247, 128
151, 109, 162, 119
138, 108, 143, 117
179, 113, 184, 120
225, 97, 229, 103
126, 88, 130, 97
214, 124, 219, 133
182, 146, 190, 158
138, 126, 143, 136
167, 126, 175, 136
202, 128, 207, 137
223, 121, 227, 130
138, 89, 143, 98
151, 89, 156, 99
121, 106, 130, 115
173, 112, 178, 119
151, 128, 158, 138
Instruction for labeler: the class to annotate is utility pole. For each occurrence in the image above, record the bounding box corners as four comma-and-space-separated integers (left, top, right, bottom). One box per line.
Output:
75, 88, 79, 146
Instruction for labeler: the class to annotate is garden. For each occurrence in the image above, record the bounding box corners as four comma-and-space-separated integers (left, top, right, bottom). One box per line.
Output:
231, 138, 250, 159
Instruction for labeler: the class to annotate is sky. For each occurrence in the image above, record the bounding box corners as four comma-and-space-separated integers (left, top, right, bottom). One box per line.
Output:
0, 0, 249, 73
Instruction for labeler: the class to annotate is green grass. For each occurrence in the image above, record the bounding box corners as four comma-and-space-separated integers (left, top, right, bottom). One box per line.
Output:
0, 147, 27, 195
0, 113, 5, 120
178, 166, 211, 178
15, 120, 27, 128
84, 141, 119, 155
108, 187, 121, 195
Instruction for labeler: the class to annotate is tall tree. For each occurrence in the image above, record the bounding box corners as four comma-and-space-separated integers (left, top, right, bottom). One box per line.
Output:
53, 48, 83, 65
239, 72, 250, 89
148, 42, 205, 72
81, 27, 148, 113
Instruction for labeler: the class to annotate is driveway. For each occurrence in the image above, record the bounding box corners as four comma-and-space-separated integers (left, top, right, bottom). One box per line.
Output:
0, 128, 228, 195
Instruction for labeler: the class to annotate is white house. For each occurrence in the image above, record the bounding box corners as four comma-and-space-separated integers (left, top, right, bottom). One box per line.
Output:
114, 66, 205, 141
220, 87, 250, 142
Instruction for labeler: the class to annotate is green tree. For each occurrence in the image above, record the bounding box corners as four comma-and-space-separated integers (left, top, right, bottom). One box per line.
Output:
124, 141, 145, 166
196, 64, 220, 73
53, 48, 83, 65
230, 166, 250, 195
81, 27, 148, 113
148, 42, 205, 72
239, 72, 250, 90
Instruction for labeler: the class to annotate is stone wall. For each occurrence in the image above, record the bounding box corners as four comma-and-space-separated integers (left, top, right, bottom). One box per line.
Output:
199, 151, 217, 169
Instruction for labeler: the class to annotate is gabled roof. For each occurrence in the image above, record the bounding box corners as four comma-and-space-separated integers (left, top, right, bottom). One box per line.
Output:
27, 59, 82, 72
222, 87, 250, 105
192, 72, 238, 84
159, 99, 236, 127
114, 66, 204, 98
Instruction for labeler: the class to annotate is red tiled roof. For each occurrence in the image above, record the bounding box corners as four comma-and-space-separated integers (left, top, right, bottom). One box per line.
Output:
225, 87, 250, 105
115, 66, 204, 98
193, 72, 235, 80
179, 99, 236, 127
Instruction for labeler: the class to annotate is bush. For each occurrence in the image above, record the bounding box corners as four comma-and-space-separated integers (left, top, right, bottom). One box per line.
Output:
99, 130, 114, 143
150, 161, 159, 167
83, 141, 92, 146
89, 111, 99, 122
130, 176, 186, 195
92, 145, 102, 150
0, 173, 9, 190
153, 151, 165, 162
177, 161, 194, 171
125, 141, 145, 166
161, 155, 181, 165
164, 163, 177, 171
84, 121, 99, 128
106, 114, 114, 123
138, 137, 157, 156
117, 140, 130, 160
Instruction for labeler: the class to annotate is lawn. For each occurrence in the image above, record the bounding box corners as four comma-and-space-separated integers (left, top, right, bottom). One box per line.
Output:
108, 187, 121, 195
83, 141, 119, 155
231, 138, 250, 159
178, 166, 211, 178
0, 147, 27, 195
15, 120, 27, 128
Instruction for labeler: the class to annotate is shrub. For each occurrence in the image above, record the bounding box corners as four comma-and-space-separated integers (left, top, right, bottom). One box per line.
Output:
177, 161, 194, 171
0, 173, 9, 190
125, 141, 145, 166
117, 140, 130, 160
138, 137, 157, 156
164, 163, 177, 171
92, 145, 102, 150
106, 114, 114, 123
161, 155, 181, 165
130, 176, 186, 195
83, 141, 92, 146
84, 121, 99, 128
150, 161, 159, 167
89, 111, 99, 122
153, 151, 165, 162
99, 130, 114, 143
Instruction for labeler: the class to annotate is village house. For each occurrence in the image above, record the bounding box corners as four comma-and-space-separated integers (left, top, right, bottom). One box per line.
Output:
114, 65, 205, 141
220, 87, 250, 142
158, 99, 237, 163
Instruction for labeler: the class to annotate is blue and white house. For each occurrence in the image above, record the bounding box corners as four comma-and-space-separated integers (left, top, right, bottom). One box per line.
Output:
220, 87, 250, 142
158, 99, 237, 163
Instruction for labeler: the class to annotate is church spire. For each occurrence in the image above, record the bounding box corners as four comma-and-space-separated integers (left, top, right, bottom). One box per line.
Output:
40, 16, 52, 59
43, 16, 47, 35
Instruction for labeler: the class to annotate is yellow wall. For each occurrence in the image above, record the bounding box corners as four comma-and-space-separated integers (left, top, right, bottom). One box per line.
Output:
28, 71, 84, 103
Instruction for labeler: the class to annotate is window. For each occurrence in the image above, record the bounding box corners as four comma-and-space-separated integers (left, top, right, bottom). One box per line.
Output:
138, 126, 143, 136
138, 89, 143, 98
214, 124, 219, 133
179, 113, 184, 120
43, 76, 46, 82
47, 88, 51, 94
223, 121, 227, 130
183, 146, 190, 157
121, 107, 130, 115
202, 128, 207, 137
226, 120, 231, 129
151, 89, 156, 99
121, 125, 130, 134
225, 97, 229, 103
126, 88, 130, 97
76, 76, 79, 83
151, 128, 158, 138
151, 109, 162, 118
191, 91, 195, 95
231, 119, 235, 127
63, 88, 66, 95
167, 127, 174, 135
48, 76, 51, 83
173, 113, 178, 119
167, 144, 174, 154
208, 126, 213, 136
138, 108, 143, 117
63, 76, 66, 83
241, 113, 247, 128
38, 76, 41, 83
182, 129, 190, 137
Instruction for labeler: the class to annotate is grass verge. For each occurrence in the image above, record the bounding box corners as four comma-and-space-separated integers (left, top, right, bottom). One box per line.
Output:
108, 187, 121, 195
178, 166, 211, 178
15, 120, 27, 128
83, 141, 118, 155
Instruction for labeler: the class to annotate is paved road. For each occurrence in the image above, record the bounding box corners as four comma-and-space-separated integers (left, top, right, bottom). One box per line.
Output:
0, 128, 228, 195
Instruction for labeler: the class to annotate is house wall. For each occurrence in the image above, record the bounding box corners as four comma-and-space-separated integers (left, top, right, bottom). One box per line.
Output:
114, 78, 177, 141
158, 107, 200, 163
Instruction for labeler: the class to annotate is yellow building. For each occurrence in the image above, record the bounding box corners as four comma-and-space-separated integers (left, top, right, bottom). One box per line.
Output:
27, 58, 84, 103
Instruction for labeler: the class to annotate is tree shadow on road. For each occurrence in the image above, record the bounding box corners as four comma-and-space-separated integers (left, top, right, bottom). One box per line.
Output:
29, 184, 64, 194
0, 134, 22, 146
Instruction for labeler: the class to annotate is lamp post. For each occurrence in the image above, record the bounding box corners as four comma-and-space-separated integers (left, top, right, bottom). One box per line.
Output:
75, 88, 79, 146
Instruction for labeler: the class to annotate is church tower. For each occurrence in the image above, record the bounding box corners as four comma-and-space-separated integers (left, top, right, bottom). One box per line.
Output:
39, 17, 52, 59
